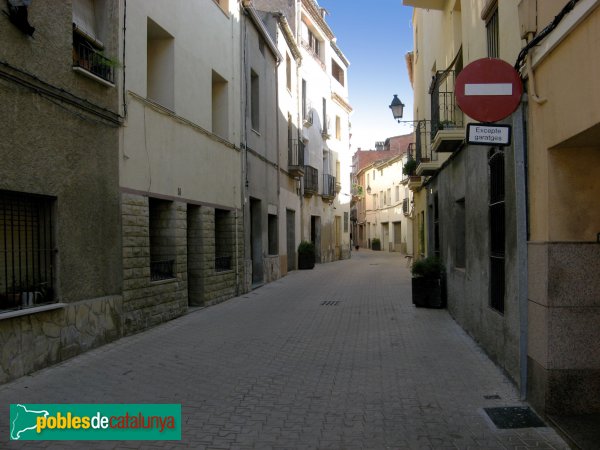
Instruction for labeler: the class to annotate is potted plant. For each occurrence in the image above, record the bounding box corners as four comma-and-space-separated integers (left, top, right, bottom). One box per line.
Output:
403, 158, 418, 177
298, 241, 315, 269
411, 256, 446, 308
371, 238, 381, 251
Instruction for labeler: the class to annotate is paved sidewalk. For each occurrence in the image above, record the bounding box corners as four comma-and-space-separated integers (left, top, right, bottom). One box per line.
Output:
1, 250, 568, 449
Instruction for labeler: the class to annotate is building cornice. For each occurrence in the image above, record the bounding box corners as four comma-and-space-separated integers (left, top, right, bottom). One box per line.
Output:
331, 41, 350, 67
332, 92, 353, 113
245, 5, 282, 63
301, 0, 334, 40
276, 13, 302, 63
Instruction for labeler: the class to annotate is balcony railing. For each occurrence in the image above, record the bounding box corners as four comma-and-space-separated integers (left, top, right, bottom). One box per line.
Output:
300, 39, 326, 71
430, 69, 464, 152
415, 120, 437, 164
430, 70, 463, 138
72, 41, 115, 84
402, 197, 410, 215
322, 174, 336, 200
150, 259, 175, 281
288, 139, 305, 177
303, 165, 319, 196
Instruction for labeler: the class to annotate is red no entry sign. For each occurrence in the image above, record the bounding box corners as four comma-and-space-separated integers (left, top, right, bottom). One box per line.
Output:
455, 58, 523, 123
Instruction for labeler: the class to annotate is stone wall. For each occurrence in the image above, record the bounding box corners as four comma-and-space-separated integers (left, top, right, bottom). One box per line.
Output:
0, 296, 122, 384
121, 194, 187, 335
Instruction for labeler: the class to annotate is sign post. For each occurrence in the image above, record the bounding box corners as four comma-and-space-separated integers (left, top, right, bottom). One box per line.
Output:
455, 58, 523, 146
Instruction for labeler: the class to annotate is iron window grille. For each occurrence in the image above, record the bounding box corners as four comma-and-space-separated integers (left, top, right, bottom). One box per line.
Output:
288, 138, 305, 168
303, 166, 319, 195
489, 148, 505, 313
150, 259, 175, 281
1, 190, 55, 312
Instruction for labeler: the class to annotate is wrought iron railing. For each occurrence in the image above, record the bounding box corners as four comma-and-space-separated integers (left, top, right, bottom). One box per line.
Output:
73, 41, 115, 84
288, 139, 305, 168
150, 259, 175, 281
303, 165, 319, 195
430, 69, 463, 140
322, 174, 336, 199
415, 120, 437, 163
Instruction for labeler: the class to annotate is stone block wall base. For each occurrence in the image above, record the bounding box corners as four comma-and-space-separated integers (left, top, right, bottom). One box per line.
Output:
0, 295, 122, 384
528, 357, 600, 416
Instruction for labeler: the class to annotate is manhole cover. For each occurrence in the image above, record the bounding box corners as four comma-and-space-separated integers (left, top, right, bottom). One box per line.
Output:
484, 407, 545, 429
484, 395, 501, 400
321, 301, 340, 306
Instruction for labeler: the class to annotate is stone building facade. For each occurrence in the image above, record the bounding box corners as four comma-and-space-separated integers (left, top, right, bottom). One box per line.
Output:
0, 0, 122, 382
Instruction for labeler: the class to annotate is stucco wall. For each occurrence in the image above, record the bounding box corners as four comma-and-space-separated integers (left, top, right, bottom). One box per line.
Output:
0, 0, 122, 383
429, 143, 521, 385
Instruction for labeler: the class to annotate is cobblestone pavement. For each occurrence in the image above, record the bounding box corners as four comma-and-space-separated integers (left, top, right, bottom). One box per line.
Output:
0, 250, 569, 449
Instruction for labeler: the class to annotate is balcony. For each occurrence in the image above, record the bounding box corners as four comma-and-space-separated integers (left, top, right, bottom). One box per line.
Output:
303, 102, 313, 127
303, 165, 319, 197
301, 39, 326, 71
408, 176, 424, 191
322, 174, 336, 201
430, 69, 464, 153
288, 139, 305, 178
72, 41, 115, 85
414, 120, 443, 176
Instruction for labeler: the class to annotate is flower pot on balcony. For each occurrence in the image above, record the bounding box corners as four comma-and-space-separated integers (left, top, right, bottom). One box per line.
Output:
298, 241, 315, 270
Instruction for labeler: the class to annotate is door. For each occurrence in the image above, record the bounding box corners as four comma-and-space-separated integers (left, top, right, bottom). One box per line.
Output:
286, 209, 295, 271
393, 222, 402, 252
250, 198, 263, 284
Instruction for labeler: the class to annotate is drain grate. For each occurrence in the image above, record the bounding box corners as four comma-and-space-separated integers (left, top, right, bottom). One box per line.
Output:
484, 395, 502, 400
321, 301, 341, 306
484, 406, 545, 429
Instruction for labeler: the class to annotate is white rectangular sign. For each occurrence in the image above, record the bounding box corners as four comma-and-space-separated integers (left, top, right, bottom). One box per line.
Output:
467, 123, 511, 146
465, 83, 513, 96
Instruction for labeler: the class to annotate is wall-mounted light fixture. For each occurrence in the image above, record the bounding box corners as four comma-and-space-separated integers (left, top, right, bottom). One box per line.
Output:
389, 94, 405, 122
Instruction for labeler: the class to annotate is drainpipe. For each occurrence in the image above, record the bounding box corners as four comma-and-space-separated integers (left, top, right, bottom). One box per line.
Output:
513, 95, 529, 400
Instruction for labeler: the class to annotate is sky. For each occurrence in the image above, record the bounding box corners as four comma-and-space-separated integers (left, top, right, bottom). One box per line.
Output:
318, 1, 416, 151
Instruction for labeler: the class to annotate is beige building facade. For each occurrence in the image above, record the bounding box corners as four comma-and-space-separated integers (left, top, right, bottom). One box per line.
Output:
520, 0, 600, 417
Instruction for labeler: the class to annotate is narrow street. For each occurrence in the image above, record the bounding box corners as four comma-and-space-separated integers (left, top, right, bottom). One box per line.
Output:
0, 250, 567, 449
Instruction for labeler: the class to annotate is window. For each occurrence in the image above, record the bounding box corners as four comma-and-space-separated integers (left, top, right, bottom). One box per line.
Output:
380, 191, 384, 208
149, 198, 176, 281
373, 170, 376, 180
335, 116, 341, 140
212, 70, 228, 138
331, 59, 345, 86
286, 53, 292, 91
72, 0, 115, 84
1, 190, 55, 312
489, 149, 505, 313
343, 212, 349, 233
387, 189, 391, 206
251, 69, 259, 131
308, 28, 320, 57
215, 209, 233, 272
372, 194, 378, 209
395, 186, 400, 202
455, 198, 466, 268
486, 2, 499, 58
268, 214, 278, 255
147, 18, 175, 110
367, 173, 370, 185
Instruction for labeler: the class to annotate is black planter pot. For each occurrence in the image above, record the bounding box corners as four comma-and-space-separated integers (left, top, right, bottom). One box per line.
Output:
411, 277, 446, 308
371, 241, 381, 251
298, 252, 315, 270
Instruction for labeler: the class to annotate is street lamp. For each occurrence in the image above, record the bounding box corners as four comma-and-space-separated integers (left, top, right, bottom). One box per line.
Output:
366, 185, 372, 194
389, 94, 405, 122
